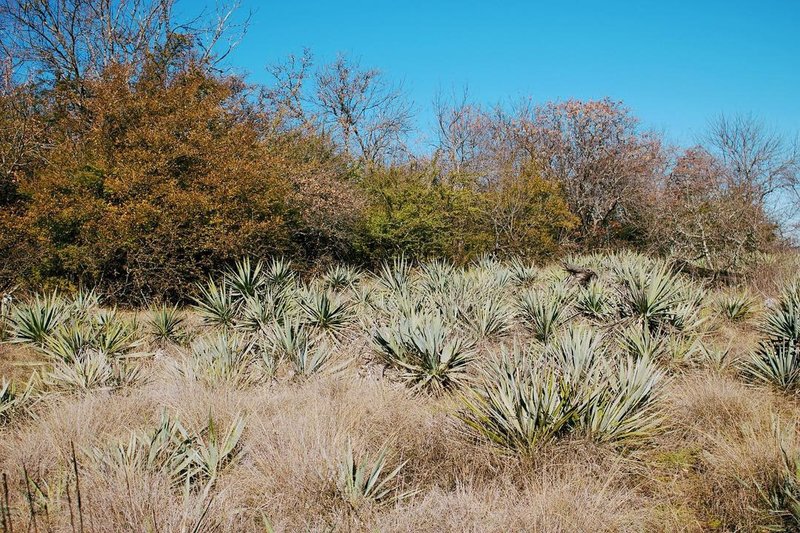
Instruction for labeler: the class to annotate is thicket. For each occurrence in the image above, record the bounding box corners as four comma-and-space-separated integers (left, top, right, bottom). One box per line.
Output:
0, 0, 795, 303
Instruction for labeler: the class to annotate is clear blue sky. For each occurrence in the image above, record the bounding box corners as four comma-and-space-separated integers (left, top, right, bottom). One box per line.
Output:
224, 0, 799, 147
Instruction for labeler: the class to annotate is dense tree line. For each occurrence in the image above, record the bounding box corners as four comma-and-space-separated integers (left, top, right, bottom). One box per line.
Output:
0, 0, 796, 301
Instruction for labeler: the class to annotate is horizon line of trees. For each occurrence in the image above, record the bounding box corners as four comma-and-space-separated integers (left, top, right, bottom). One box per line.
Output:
1, 0, 798, 302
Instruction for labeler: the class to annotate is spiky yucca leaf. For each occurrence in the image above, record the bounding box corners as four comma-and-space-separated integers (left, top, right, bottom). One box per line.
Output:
337, 440, 410, 507
378, 256, 413, 293
742, 345, 800, 391
265, 257, 295, 289
617, 263, 684, 329
459, 295, 514, 340
618, 323, 667, 361
576, 279, 610, 319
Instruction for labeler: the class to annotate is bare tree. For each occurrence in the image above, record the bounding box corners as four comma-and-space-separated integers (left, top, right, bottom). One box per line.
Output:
314, 55, 412, 166
0, 0, 246, 85
432, 87, 492, 179
512, 98, 665, 243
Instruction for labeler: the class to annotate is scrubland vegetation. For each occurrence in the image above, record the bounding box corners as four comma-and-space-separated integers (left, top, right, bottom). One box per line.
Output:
1, 252, 800, 531
1, 0, 800, 530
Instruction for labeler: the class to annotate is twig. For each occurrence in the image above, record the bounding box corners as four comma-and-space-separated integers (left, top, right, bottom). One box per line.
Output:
2, 472, 12, 533
21, 463, 37, 533
69, 444, 84, 533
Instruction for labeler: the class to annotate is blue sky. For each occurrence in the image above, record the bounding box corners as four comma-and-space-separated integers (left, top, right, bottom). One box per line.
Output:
225, 0, 799, 147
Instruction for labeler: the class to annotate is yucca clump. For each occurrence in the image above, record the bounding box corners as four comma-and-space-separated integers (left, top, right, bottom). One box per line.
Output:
372, 313, 474, 393
460, 327, 664, 453
8, 291, 67, 345
717, 290, 757, 322
182, 332, 260, 386
743, 282, 800, 391
298, 287, 354, 334
91, 410, 244, 491
517, 285, 573, 344
148, 304, 186, 345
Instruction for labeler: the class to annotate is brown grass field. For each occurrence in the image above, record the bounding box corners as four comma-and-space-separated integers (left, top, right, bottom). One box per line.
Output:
1, 252, 799, 532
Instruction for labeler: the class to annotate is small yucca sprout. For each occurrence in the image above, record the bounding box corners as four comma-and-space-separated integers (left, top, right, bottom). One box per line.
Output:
298, 288, 353, 333
517, 286, 572, 344
323, 264, 361, 290
373, 314, 474, 393
226, 257, 265, 299
148, 304, 185, 344
617, 263, 684, 330
193, 278, 239, 328
9, 292, 66, 345
337, 440, 410, 508
717, 290, 756, 322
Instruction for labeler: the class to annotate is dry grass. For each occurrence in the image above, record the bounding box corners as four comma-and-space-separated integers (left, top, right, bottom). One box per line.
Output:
2, 254, 800, 532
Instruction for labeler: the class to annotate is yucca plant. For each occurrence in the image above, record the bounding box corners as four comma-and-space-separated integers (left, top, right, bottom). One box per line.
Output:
91, 410, 197, 487
758, 442, 800, 531
742, 345, 800, 392
69, 287, 100, 317
378, 256, 413, 293
717, 290, 757, 322
298, 287, 353, 333
226, 257, 265, 299
8, 292, 66, 345
337, 440, 410, 508
184, 333, 258, 387
289, 337, 334, 377
618, 323, 667, 361
616, 263, 678, 324
576, 279, 610, 320
459, 295, 514, 340
265, 257, 295, 289
373, 313, 475, 393
236, 289, 290, 333
743, 282, 800, 391
459, 348, 578, 453
323, 264, 361, 290
191, 414, 246, 486
0, 378, 33, 424
93, 309, 141, 356
508, 258, 538, 285
581, 355, 664, 443
517, 285, 572, 344
419, 258, 456, 293
148, 304, 186, 344
44, 350, 114, 392
193, 279, 239, 328
266, 319, 310, 360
